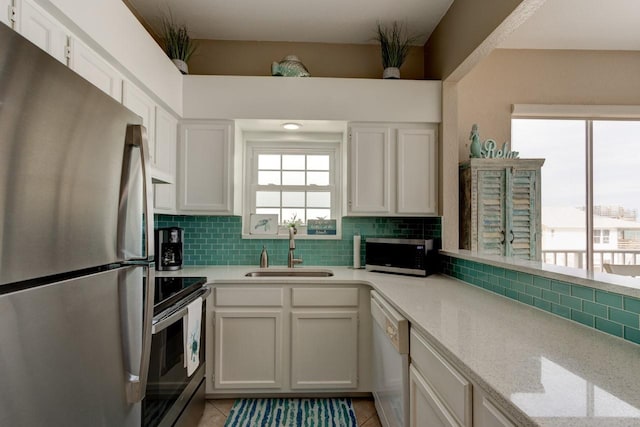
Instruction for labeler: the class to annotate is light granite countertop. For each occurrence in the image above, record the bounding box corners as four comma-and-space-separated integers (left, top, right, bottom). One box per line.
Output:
157, 266, 640, 427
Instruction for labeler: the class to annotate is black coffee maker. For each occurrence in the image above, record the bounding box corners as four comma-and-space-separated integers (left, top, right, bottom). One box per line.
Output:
155, 227, 183, 271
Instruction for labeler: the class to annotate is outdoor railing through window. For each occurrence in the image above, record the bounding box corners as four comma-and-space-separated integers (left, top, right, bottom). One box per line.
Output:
542, 249, 640, 272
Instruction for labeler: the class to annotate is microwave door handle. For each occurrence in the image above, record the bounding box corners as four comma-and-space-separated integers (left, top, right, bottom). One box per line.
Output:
152, 287, 211, 334
120, 265, 155, 404
119, 124, 155, 262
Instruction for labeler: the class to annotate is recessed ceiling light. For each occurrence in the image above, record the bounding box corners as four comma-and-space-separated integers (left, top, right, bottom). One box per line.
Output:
282, 122, 302, 130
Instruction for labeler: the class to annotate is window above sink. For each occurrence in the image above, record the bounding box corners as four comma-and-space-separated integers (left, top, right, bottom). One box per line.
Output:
240, 122, 345, 239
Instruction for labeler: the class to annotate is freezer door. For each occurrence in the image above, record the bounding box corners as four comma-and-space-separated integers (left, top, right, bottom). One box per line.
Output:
0, 266, 148, 426
0, 25, 144, 286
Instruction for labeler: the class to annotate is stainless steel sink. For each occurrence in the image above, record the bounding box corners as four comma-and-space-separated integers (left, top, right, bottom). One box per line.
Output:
245, 268, 334, 277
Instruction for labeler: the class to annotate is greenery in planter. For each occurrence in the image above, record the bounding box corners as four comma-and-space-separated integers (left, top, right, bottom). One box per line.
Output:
160, 15, 198, 64
374, 22, 417, 69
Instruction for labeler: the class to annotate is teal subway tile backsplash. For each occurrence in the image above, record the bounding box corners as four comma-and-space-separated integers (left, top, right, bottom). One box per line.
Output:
595, 290, 623, 308
624, 296, 640, 314
155, 215, 441, 266
441, 255, 640, 347
595, 317, 623, 337
609, 308, 639, 329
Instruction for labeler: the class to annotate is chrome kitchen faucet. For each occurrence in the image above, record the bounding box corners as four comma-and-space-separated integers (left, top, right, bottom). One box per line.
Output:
288, 227, 303, 268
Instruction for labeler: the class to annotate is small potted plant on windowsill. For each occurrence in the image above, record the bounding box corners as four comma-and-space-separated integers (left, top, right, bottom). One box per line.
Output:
374, 21, 417, 79
161, 14, 197, 75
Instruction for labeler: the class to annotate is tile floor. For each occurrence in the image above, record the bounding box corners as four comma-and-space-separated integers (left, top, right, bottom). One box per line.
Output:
197, 397, 382, 427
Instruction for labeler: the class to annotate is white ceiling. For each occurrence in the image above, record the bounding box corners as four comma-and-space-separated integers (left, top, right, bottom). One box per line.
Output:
127, 0, 453, 45
500, 0, 640, 51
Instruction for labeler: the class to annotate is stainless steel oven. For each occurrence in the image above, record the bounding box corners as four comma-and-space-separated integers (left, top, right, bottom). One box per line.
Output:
143, 277, 210, 427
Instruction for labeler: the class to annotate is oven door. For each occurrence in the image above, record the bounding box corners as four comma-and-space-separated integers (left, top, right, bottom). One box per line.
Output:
143, 287, 210, 427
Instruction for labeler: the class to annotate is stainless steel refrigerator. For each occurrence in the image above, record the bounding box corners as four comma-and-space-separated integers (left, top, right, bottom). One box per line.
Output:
0, 24, 155, 426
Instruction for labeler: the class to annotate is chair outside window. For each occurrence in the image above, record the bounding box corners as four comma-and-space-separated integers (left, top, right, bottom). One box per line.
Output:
603, 263, 640, 277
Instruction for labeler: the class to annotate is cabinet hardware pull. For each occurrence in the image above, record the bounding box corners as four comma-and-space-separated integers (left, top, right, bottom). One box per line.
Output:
510, 230, 515, 244
500, 230, 505, 245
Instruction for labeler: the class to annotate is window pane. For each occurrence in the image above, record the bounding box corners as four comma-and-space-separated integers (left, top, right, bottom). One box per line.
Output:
307, 171, 329, 186
593, 120, 640, 269
258, 171, 280, 185
283, 171, 305, 185
307, 209, 331, 220
256, 191, 280, 207
512, 119, 587, 269
307, 192, 331, 208
259, 154, 280, 170
307, 155, 329, 170
282, 208, 305, 224
282, 192, 305, 207
283, 155, 305, 170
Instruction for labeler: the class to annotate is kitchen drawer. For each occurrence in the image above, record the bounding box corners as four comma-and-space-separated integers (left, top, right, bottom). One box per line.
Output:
215, 287, 283, 306
410, 328, 472, 427
291, 287, 359, 307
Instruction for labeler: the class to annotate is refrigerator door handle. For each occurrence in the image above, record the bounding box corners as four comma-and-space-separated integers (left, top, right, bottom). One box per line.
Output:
120, 124, 155, 261
120, 264, 155, 404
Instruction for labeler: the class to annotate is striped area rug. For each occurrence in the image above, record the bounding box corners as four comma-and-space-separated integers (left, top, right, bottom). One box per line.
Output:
224, 398, 358, 427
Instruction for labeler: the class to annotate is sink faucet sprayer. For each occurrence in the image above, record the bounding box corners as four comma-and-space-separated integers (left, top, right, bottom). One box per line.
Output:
288, 226, 303, 268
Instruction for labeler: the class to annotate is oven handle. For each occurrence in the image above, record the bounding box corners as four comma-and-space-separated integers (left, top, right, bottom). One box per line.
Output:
152, 286, 211, 334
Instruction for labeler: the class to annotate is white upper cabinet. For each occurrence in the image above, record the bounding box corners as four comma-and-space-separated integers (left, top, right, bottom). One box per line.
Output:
0, 0, 11, 26
348, 126, 391, 214
397, 128, 437, 215
14, 0, 67, 64
349, 123, 438, 216
178, 121, 234, 214
153, 106, 178, 213
122, 81, 156, 165
68, 36, 122, 101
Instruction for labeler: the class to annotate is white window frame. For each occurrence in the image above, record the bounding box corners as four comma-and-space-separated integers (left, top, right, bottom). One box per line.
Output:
242, 132, 343, 239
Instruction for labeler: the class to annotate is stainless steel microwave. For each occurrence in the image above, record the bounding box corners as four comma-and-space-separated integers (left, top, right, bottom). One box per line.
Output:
365, 238, 435, 276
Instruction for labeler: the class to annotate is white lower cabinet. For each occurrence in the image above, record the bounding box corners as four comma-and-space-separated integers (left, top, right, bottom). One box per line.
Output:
209, 285, 369, 395
473, 389, 516, 427
410, 328, 472, 427
212, 287, 284, 390
410, 364, 460, 427
291, 310, 358, 389
213, 310, 283, 389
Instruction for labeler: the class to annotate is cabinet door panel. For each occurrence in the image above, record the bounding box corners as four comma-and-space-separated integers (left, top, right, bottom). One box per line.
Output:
397, 128, 437, 214
122, 82, 156, 165
178, 122, 232, 213
477, 170, 506, 255
291, 311, 358, 389
68, 37, 122, 101
508, 169, 537, 260
410, 365, 460, 427
15, 0, 67, 63
214, 311, 282, 389
0, 0, 11, 26
153, 107, 177, 212
349, 127, 391, 214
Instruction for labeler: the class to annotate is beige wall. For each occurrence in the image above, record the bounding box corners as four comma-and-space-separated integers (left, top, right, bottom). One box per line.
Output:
423, 0, 525, 79
457, 49, 640, 161
187, 40, 424, 79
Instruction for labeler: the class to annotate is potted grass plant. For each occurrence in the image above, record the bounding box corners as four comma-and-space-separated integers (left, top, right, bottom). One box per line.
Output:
375, 22, 417, 79
161, 15, 198, 74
